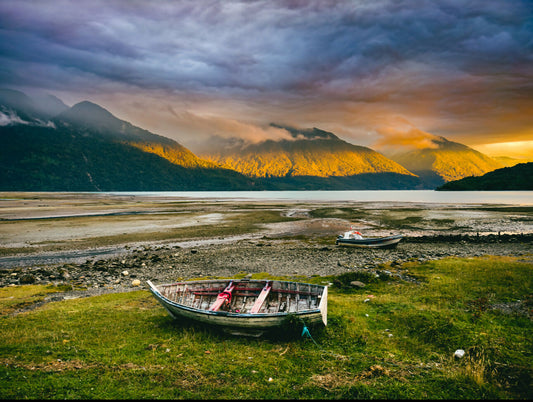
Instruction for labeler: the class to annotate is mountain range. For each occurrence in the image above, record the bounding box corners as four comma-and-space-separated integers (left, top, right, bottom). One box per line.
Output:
0, 88, 519, 191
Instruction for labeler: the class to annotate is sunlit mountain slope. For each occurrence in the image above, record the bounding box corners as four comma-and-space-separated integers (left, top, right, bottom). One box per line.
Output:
200, 125, 416, 178
389, 136, 503, 186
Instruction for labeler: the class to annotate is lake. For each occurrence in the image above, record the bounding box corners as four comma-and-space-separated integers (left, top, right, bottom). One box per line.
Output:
107, 190, 533, 205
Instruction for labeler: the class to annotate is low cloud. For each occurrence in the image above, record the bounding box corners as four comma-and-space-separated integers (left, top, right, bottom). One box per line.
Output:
165, 107, 295, 153
372, 117, 439, 153
0, 108, 56, 128
0, 109, 29, 126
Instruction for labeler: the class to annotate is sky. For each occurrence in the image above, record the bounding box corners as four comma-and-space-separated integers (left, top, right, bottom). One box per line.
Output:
1, 0, 532, 158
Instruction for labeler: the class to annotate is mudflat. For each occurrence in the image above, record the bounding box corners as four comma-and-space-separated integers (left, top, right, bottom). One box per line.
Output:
1, 192, 532, 295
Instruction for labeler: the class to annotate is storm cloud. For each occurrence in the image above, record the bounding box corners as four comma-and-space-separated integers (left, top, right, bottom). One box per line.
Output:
1, 0, 532, 156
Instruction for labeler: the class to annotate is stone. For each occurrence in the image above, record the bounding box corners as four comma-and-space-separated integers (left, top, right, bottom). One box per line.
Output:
19, 274, 36, 284
454, 349, 465, 359
350, 281, 366, 288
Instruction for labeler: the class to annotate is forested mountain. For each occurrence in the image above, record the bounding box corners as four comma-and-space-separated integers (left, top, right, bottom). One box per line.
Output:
198, 125, 423, 189
436, 162, 533, 191
0, 90, 258, 191
0, 123, 259, 191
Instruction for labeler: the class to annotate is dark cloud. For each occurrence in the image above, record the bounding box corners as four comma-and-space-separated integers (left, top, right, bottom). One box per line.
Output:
0, 0, 531, 152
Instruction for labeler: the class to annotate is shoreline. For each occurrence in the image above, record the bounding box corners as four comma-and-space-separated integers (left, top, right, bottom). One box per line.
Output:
1, 193, 531, 298
2, 234, 532, 295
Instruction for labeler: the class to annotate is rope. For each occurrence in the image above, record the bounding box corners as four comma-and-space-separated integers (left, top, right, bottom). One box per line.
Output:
301, 324, 320, 347
299, 319, 350, 361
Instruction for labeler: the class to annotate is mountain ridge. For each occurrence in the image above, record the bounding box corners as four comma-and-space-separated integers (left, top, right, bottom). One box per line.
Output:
56, 100, 217, 169
0, 91, 258, 191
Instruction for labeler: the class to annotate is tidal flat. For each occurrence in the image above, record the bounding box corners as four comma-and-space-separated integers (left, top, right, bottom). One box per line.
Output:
0, 191, 532, 294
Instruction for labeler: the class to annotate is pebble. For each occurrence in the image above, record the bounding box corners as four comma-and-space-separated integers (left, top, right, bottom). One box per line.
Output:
0, 235, 531, 295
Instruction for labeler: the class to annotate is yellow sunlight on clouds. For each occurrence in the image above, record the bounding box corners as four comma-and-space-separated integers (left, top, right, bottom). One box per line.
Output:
476, 141, 533, 160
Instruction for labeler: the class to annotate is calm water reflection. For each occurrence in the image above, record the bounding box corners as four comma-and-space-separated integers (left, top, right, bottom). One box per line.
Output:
107, 190, 533, 205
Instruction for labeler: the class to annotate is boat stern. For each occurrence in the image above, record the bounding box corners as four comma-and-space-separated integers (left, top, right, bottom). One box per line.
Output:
319, 286, 328, 326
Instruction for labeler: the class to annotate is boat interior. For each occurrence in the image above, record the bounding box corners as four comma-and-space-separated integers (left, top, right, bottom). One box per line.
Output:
156, 279, 325, 315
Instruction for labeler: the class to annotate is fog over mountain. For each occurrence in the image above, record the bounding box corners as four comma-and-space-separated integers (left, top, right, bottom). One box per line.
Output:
0, 88, 68, 125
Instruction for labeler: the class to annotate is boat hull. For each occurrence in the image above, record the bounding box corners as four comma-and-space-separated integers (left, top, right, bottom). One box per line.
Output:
335, 234, 403, 249
147, 279, 327, 336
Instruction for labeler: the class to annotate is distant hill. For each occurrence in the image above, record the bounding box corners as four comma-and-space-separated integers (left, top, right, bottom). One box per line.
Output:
436, 162, 533, 190
199, 125, 423, 189
492, 156, 533, 168
389, 136, 503, 187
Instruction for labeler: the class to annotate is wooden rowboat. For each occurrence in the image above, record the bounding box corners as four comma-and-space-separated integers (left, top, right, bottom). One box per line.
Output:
147, 278, 327, 336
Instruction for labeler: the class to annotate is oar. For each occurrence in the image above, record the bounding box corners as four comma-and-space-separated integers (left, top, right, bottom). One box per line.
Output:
250, 281, 271, 314
208, 281, 235, 311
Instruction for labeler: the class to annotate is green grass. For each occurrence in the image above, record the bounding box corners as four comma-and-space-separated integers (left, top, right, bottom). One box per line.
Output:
1, 256, 531, 399
308, 207, 365, 220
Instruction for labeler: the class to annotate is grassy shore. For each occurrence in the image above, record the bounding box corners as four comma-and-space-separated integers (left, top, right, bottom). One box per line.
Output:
1, 256, 531, 399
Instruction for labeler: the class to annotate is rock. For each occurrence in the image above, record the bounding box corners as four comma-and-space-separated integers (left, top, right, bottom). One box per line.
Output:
350, 281, 365, 288
19, 274, 36, 284
122, 271, 129, 276
454, 349, 465, 359
131, 279, 141, 286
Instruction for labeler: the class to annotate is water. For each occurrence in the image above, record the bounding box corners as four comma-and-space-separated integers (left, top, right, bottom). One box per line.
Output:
107, 190, 533, 205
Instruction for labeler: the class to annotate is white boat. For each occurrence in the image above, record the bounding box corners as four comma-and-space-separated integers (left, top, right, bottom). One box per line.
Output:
147, 278, 328, 336
336, 229, 403, 249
